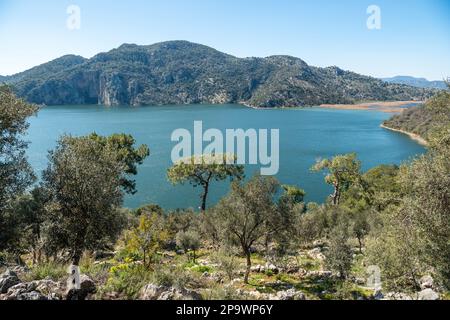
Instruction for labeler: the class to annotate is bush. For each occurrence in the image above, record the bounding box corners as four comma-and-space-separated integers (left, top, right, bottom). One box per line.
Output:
26, 261, 67, 282
104, 261, 151, 299
211, 248, 240, 282
325, 223, 353, 279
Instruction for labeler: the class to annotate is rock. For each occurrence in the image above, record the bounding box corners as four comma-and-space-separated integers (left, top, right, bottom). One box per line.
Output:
417, 288, 440, 301
66, 274, 96, 300
307, 248, 325, 261
373, 288, 384, 300
354, 277, 366, 286
384, 292, 413, 300
80, 274, 96, 294
158, 287, 203, 301
276, 289, 305, 301
10, 291, 48, 301
140, 284, 168, 300
0, 270, 21, 294
265, 263, 279, 274
35, 279, 62, 297
250, 265, 262, 273
140, 284, 202, 300
419, 275, 434, 290
2, 280, 61, 301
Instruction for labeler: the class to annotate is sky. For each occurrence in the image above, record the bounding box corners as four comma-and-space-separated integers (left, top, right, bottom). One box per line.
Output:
0, 0, 449, 80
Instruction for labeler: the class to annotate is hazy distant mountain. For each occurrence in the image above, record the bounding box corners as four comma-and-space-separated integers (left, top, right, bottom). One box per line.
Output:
4, 41, 437, 107
382, 76, 447, 90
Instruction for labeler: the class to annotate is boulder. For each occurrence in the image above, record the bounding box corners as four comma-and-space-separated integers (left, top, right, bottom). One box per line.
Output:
80, 275, 96, 294
265, 263, 279, 274
158, 287, 203, 301
0, 270, 21, 294
419, 275, 434, 290
140, 283, 202, 300
384, 292, 413, 300
276, 289, 306, 301
417, 288, 440, 301
372, 288, 384, 300
140, 284, 168, 300
66, 274, 96, 300
2, 280, 61, 301
307, 248, 325, 261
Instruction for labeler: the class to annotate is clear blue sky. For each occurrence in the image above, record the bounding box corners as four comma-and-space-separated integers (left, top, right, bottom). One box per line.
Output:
0, 0, 449, 80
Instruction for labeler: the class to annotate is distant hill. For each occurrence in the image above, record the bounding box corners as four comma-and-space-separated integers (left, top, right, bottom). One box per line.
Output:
383, 89, 450, 141
4, 41, 437, 107
382, 76, 447, 90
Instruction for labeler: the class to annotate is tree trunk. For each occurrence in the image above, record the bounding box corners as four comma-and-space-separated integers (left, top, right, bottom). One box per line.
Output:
358, 237, 363, 254
201, 182, 209, 212
244, 249, 251, 284
332, 183, 340, 205
72, 250, 83, 266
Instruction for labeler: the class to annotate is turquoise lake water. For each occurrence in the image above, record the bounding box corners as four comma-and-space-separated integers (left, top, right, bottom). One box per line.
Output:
27, 104, 425, 210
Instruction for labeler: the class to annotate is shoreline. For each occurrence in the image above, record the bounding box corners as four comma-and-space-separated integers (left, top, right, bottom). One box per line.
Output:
318, 101, 423, 113
380, 124, 428, 146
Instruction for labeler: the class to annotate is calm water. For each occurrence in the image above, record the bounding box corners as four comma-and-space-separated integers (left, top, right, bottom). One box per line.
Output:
27, 104, 425, 209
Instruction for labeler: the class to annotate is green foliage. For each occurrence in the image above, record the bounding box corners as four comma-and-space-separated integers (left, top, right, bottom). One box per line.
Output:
42, 134, 135, 264
383, 86, 449, 142
176, 230, 201, 263
212, 175, 279, 283
105, 261, 151, 299
168, 153, 244, 211
6, 41, 435, 108
324, 223, 353, 279
0, 85, 38, 251
312, 153, 361, 205
211, 247, 240, 282
25, 261, 67, 282
125, 212, 169, 267
88, 133, 150, 194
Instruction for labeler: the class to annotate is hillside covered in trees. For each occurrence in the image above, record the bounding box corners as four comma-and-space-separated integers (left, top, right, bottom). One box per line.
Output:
0, 85, 449, 301
383, 83, 450, 141
1, 41, 437, 108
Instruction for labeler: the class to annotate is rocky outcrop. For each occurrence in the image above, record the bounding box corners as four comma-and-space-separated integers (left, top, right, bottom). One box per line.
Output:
0, 270, 21, 294
66, 274, 97, 300
5, 41, 436, 107
139, 283, 202, 300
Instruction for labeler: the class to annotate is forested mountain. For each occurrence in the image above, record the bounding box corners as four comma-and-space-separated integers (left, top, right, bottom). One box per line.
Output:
383, 86, 450, 140
382, 76, 447, 90
3, 41, 437, 107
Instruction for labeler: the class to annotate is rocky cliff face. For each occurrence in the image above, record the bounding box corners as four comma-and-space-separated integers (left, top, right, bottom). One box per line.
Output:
4, 41, 438, 107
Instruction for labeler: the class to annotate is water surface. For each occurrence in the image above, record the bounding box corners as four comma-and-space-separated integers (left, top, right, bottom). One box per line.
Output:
27, 104, 425, 209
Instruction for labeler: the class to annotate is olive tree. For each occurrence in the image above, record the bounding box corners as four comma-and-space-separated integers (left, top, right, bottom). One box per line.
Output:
167, 154, 244, 211
0, 86, 38, 250
213, 175, 279, 283
42, 134, 148, 265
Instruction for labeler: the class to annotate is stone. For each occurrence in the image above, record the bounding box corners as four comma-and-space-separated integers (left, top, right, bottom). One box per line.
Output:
0, 270, 21, 294
373, 288, 384, 300
140, 284, 168, 300
417, 288, 439, 301
307, 248, 325, 261
80, 274, 96, 294
66, 274, 97, 300
419, 275, 434, 290
265, 263, 279, 274
276, 289, 305, 301
384, 292, 413, 300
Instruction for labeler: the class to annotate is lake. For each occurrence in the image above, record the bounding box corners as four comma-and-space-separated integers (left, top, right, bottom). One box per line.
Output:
27, 104, 425, 210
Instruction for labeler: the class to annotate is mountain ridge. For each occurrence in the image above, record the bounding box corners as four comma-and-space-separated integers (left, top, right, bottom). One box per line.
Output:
382, 76, 447, 90
2, 40, 438, 107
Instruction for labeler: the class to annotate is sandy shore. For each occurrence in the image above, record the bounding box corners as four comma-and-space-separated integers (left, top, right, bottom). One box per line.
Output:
380, 124, 428, 146
319, 101, 423, 113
